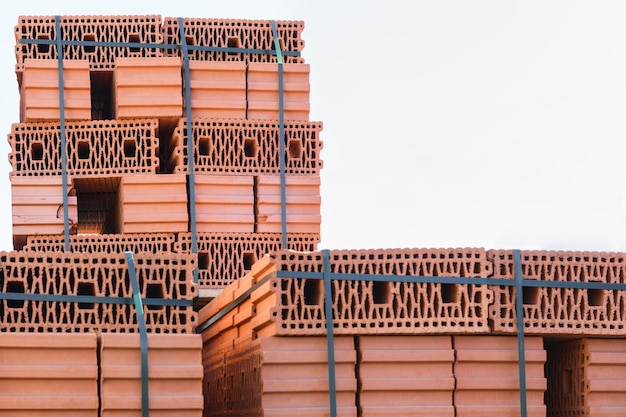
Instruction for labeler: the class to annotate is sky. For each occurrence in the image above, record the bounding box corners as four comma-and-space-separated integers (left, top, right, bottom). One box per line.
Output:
2, 1, 626, 252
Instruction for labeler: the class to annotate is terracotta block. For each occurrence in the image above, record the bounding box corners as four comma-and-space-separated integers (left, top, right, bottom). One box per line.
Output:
488, 250, 626, 336
114, 57, 182, 121
100, 333, 203, 417
257, 174, 321, 234
176, 231, 319, 289
193, 175, 254, 233
20, 58, 91, 122
203, 336, 356, 416
0, 333, 98, 416
453, 335, 547, 417
0, 251, 197, 333
23, 232, 176, 253
15, 15, 163, 73
11, 175, 77, 249
162, 18, 304, 64
117, 174, 188, 234
170, 118, 323, 175
9, 119, 159, 177
358, 335, 455, 417
185, 61, 246, 119
546, 338, 626, 416
247, 62, 310, 121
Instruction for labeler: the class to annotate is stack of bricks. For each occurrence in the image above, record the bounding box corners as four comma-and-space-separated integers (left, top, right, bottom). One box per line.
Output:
198, 248, 626, 416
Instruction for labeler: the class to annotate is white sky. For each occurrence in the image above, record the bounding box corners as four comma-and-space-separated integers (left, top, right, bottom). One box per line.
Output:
2, 1, 626, 252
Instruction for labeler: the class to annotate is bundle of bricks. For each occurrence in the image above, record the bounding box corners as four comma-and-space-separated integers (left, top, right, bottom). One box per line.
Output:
198, 249, 626, 416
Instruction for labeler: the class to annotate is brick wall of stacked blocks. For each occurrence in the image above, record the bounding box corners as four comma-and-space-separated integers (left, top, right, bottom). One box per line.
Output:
4, 13, 626, 417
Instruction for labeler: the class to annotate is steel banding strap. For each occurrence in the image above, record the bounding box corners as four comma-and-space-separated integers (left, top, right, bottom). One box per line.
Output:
270, 20, 288, 249
54, 16, 71, 252
178, 17, 199, 284
125, 252, 149, 417
514, 249, 528, 417
322, 249, 338, 417
0, 291, 192, 307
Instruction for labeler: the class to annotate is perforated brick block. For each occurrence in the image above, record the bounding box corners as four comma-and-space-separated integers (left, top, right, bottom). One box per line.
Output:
203, 336, 357, 417
185, 61, 246, 119
453, 335, 547, 417
488, 250, 626, 335
100, 333, 203, 417
9, 119, 159, 177
114, 57, 182, 120
257, 175, 321, 234
23, 233, 175, 253
193, 175, 254, 233
162, 18, 304, 64
0, 251, 197, 333
11, 175, 77, 249
0, 333, 98, 416
170, 118, 323, 175
358, 335, 455, 417
118, 174, 188, 234
175, 232, 319, 289
546, 338, 626, 416
15, 15, 163, 74
20, 58, 91, 122
247, 62, 310, 121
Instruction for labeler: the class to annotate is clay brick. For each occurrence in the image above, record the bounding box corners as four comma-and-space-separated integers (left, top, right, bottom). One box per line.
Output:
170, 118, 323, 175
203, 336, 356, 416
358, 335, 455, 416
488, 250, 626, 335
20, 59, 91, 122
11, 175, 77, 249
23, 232, 175, 253
193, 175, 254, 233
113, 57, 182, 121
117, 174, 188, 234
0, 333, 98, 416
185, 61, 246, 119
0, 251, 197, 333
15, 15, 163, 74
162, 18, 304, 64
546, 338, 626, 416
9, 119, 159, 177
175, 232, 319, 289
257, 174, 321, 234
100, 333, 203, 417
453, 335, 547, 417
247, 62, 310, 121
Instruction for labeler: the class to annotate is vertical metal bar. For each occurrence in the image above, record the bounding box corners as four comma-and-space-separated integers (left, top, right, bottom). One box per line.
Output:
55, 16, 70, 252
322, 249, 338, 417
125, 252, 149, 417
178, 17, 199, 284
514, 249, 528, 417
270, 20, 288, 249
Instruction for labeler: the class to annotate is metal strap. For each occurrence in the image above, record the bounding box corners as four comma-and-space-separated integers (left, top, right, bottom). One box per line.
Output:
514, 249, 528, 417
322, 249, 338, 417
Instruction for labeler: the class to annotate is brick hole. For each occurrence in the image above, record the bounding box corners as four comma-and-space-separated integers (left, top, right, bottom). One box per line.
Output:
123, 139, 136, 158
587, 288, 604, 306
31, 142, 43, 160
303, 279, 322, 305
441, 284, 459, 303
198, 252, 209, 270
523, 286, 540, 304
562, 368, 573, 394
77, 282, 95, 309
90, 71, 114, 120
372, 280, 391, 304
185, 36, 194, 46
243, 252, 256, 271
146, 283, 164, 310
128, 33, 141, 53
227, 37, 240, 54
78, 140, 90, 159
198, 136, 211, 156
6, 281, 25, 308
37, 35, 50, 53
83, 34, 95, 53
244, 138, 257, 158
287, 139, 302, 160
